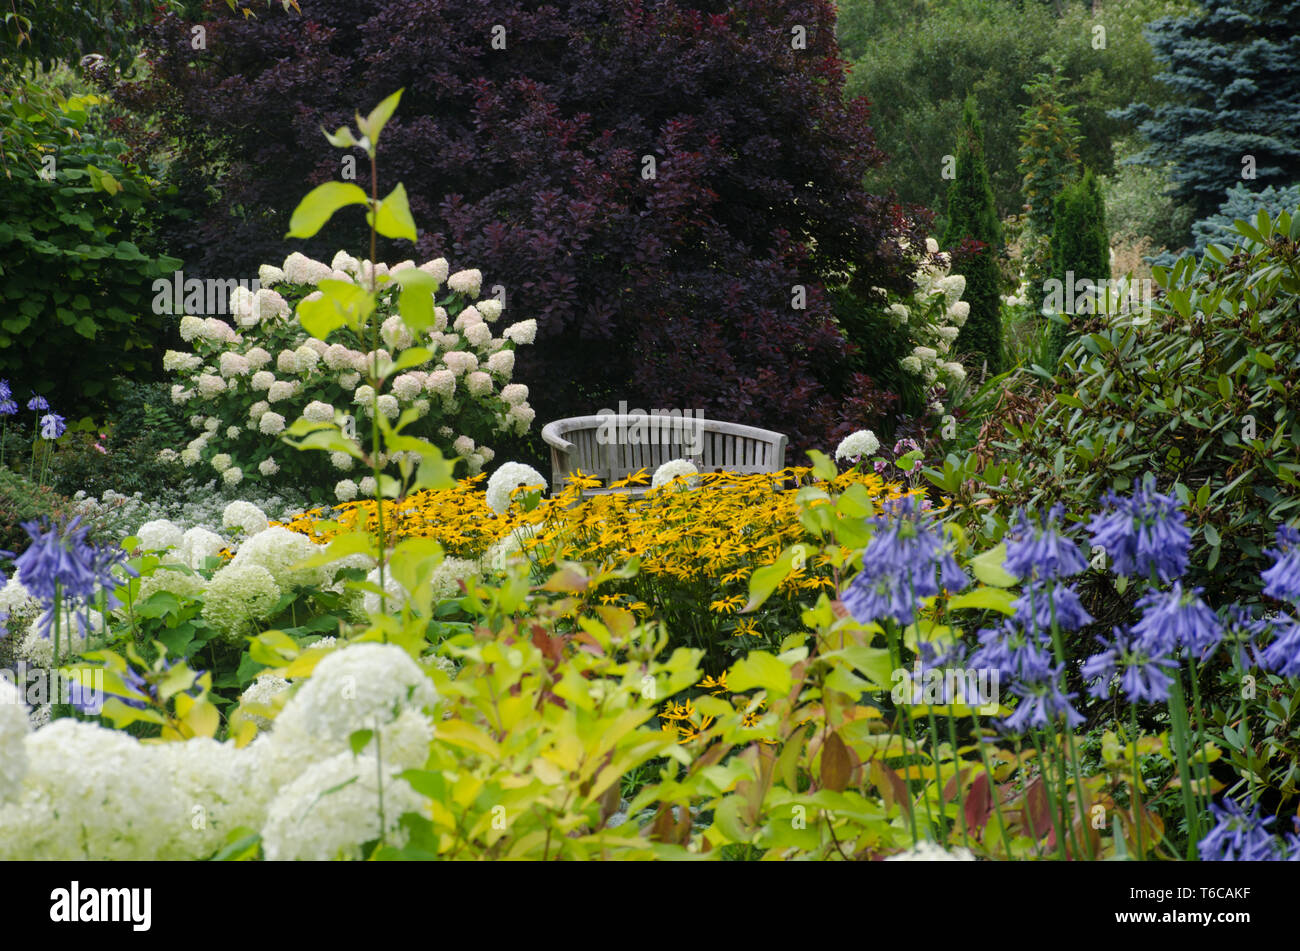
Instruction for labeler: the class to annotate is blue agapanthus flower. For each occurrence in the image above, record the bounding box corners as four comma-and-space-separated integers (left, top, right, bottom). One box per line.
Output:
26, 395, 48, 412
1086, 478, 1190, 583
1132, 582, 1223, 659
1012, 580, 1093, 632
1081, 626, 1179, 704
69, 665, 150, 715
1003, 666, 1084, 733
1259, 617, 1300, 678
13, 517, 133, 641
0, 399, 16, 416
1198, 799, 1281, 861
1261, 524, 1300, 603
841, 495, 968, 627
969, 619, 1054, 683
1003, 505, 1088, 581
38, 412, 65, 440
0, 378, 10, 401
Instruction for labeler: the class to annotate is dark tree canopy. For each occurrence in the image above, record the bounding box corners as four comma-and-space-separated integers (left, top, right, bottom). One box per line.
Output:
121, 0, 922, 452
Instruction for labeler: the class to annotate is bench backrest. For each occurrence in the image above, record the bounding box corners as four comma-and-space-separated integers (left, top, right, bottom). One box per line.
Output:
541, 414, 788, 489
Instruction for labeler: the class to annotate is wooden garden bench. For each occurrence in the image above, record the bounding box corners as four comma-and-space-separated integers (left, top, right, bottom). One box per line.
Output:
540, 413, 789, 494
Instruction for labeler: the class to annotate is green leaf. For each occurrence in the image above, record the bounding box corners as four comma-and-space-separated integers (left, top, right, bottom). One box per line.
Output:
946, 586, 1017, 615
295, 279, 375, 339
392, 268, 438, 332
368, 183, 418, 242
968, 544, 1017, 587
285, 181, 370, 239
728, 651, 792, 697
807, 449, 838, 482
357, 89, 403, 146
349, 729, 374, 755
742, 548, 797, 613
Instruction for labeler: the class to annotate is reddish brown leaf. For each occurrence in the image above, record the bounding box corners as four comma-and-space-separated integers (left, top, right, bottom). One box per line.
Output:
963, 770, 992, 833
820, 730, 852, 792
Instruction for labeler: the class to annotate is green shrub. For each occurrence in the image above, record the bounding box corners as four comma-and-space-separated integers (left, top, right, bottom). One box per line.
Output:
0, 466, 74, 555
0, 78, 181, 414
1047, 167, 1109, 362
988, 205, 1300, 607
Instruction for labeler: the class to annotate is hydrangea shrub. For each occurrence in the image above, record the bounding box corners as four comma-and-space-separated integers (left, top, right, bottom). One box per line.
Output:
163, 250, 536, 501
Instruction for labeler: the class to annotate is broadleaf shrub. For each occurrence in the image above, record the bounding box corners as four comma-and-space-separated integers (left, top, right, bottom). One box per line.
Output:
162, 250, 534, 501
994, 205, 1300, 605
0, 80, 181, 413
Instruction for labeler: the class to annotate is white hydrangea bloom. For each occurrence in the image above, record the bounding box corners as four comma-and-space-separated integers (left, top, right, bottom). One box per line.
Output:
938, 274, 966, 303
294, 344, 320, 370
267, 380, 296, 403
335, 479, 358, 502
372, 394, 398, 420
258, 264, 286, 286
901, 355, 923, 375
178, 315, 204, 341
260, 752, 428, 861
652, 459, 699, 489
503, 319, 536, 345
272, 643, 437, 748
442, 351, 478, 375
506, 403, 535, 432
476, 298, 503, 322
447, 268, 482, 296
453, 306, 483, 330
925, 237, 940, 254
248, 401, 271, 422
136, 519, 184, 552
485, 462, 548, 514
936, 325, 960, 343
912, 346, 939, 364
18, 608, 101, 666
282, 252, 333, 286
239, 674, 293, 732
381, 315, 413, 350
452, 435, 476, 456
358, 476, 377, 497
338, 371, 361, 390
0, 679, 30, 804
201, 317, 238, 344
463, 322, 492, 348
885, 841, 977, 861
500, 383, 529, 405
226, 425, 242, 440
136, 564, 205, 604
324, 343, 353, 370
223, 501, 270, 536
259, 412, 286, 436
222, 467, 244, 487
164, 350, 203, 373
390, 373, 424, 402
253, 288, 290, 323
480, 524, 539, 574
179, 448, 200, 466
196, 373, 226, 398
276, 350, 300, 375
432, 306, 448, 332
251, 370, 275, 391
330, 452, 355, 472
942, 361, 967, 384
171, 384, 192, 405
487, 350, 514, 377
418, 257, 449, 283
210, 453, 232, 474
8, 720, 186, 859
465, 370, 493, 397
425, 369, 456, 399
303, 400, 334, 423
231, 526, 326, 589
331, 250, 361, 277
258, 457, 279, 477
888, 303, 910, 324
353, 384, 375, 407
948, 300, 970, 326
178, 527, 225, 570
202, 563, 280, 642
835, 429, 881, 463
205, 416, 221, 433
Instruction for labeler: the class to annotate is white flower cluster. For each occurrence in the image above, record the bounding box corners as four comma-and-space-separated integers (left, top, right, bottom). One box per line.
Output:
162, 251, 538, 492
485, 462, 548, 514
650, 458, 699, 490
884, 841, 978, 861
834, 429, 881, 464
0, 643, 440, 860
883, 241, 971, 395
